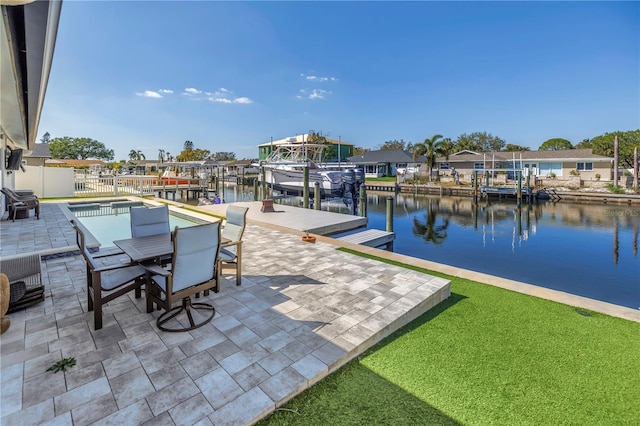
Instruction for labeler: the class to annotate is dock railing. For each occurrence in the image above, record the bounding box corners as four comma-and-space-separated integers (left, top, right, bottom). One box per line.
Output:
74, 174, 157, 197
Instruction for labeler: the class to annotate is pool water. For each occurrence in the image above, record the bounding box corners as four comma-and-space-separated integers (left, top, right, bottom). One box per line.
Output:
76, 212, 200, 247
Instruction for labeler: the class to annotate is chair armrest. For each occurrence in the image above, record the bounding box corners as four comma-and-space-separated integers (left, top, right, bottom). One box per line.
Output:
221, 240, 241, 248
142, 262, 170, 276
93, 249, 127, 259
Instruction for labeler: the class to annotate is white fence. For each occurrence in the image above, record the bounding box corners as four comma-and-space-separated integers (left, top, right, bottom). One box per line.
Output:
74, 174, 157, 197
15, 165, 74, 198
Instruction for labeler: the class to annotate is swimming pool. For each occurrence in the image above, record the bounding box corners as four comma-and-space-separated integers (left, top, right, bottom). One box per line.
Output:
69, 200, 207, 247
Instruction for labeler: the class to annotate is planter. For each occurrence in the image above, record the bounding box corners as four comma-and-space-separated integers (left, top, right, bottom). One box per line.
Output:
1, 273, 10, 334
302, 235, 316, 243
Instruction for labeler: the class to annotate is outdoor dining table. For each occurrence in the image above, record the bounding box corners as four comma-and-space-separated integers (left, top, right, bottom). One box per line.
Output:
113, 233, 173, 263
113, 233, 232, 264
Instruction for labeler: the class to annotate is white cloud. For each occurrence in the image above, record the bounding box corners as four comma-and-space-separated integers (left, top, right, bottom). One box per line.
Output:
136, 90, 163, 98
184, 87, 202, 95
298, 89, 331, 100
301, 74, 338, 82
159, 89, 173, 94
206, 88, 253, 104
233, 97, 252, 104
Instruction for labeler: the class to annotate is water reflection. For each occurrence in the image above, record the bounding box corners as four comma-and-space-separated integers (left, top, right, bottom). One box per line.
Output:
181, 183, 640, 309
412, 198, 450, 245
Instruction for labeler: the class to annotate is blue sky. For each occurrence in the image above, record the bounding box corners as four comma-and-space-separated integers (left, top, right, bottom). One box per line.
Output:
39, 1, 639, 161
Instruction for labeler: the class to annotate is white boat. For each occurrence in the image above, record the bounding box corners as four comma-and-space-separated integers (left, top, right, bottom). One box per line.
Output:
260, 143, 343, 196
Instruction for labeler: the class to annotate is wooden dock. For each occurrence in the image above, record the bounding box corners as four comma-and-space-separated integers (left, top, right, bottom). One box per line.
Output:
337, 229, 395, 250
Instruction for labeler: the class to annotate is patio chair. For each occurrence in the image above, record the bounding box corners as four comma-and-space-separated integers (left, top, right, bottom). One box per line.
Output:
1, 187, 40, 221
0, 253, 45, 313
71, 219, 145, 330
217, 205, 248, 292
130, 204, 171, 265
130, 204, 170, 237
143, 222, 221, 332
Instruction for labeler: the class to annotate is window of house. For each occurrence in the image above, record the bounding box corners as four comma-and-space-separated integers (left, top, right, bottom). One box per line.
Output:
474, 162, 484, 169
577, 162, 593, 171
397, 163, 407, 168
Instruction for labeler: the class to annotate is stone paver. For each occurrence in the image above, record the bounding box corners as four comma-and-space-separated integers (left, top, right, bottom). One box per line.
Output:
1, 201, 451, 425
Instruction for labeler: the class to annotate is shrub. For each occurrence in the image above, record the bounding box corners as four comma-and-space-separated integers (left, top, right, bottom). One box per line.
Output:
607, 183, 625, 194
595, 173, 601, 180
569, 169, 580, 176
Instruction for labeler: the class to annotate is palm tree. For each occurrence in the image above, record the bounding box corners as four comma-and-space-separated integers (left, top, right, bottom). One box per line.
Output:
129, 150, 145, 161
158, 149, 165, 163
184, 140, 194, 150
166, 152, 173, 162
412, 198, 450, 245
414, 134, 443, 181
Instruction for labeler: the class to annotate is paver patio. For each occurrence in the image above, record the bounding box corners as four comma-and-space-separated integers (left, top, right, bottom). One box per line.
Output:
0, 203, 450, 425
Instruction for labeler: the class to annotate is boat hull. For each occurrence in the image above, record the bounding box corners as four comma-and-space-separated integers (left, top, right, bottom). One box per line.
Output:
264, 168, 342, 196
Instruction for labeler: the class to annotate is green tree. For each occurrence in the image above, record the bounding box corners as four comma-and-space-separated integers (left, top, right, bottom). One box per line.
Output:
539, 138, 573, 151
40, 132, 51, 144
414, 134, 444, 181
212, 152, 237, 161
437, 138, 455, 160
177, 147, 211, 162
49, 137, 114, 160
128, 150, 145, 161
575, 138, 592, 149
590, 130, 640, 168
353, 147, 370, 155
504, 144, 531, 152
454, 132, 506, 152
380, 140, 407, 151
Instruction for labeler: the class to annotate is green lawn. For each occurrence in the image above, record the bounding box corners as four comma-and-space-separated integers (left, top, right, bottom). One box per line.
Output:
258, 255, 640, 425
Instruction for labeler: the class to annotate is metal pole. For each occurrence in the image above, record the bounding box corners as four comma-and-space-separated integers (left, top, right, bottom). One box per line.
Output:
614, 135, 619, 188
386, 196, 394, 232
303, 166, 309, 208
314, 182, 321, 210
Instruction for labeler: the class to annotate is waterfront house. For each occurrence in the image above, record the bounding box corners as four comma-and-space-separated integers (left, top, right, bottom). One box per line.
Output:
346, 150, 425, 178
0, 0, 61, 203
23, 143, 51, 167
258, 134, 354, 163
436, 149, 614, 182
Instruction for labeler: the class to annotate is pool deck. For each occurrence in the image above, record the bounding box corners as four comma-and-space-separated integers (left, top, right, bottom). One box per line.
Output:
1, 198, 638, 426
1, 200, 450, 426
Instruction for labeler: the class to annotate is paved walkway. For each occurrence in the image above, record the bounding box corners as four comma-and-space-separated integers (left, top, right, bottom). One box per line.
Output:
0, 202, 450, 425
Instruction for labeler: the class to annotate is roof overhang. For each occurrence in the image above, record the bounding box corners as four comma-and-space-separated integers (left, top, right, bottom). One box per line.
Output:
1, 0, 62, 152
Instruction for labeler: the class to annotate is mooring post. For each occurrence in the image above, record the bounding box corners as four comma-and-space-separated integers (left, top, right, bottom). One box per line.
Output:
253, 178, 258, 201
314, 182, 321, 210
261, 166, 266, 200
473, 171, 479, 203
517, 171, 522, 207
526, 171, 531, 203
359, 186, 367, 217
386, 196, 394, 233
303, 166, 310, 208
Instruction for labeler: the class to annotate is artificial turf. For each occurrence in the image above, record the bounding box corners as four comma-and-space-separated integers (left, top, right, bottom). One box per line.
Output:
258, 253, 640, 425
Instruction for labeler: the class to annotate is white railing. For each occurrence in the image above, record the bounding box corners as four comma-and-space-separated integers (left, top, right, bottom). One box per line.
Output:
74, 174, 158, 197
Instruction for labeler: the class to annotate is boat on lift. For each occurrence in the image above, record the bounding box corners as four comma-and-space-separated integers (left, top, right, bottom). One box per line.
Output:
260, 142, 343, 196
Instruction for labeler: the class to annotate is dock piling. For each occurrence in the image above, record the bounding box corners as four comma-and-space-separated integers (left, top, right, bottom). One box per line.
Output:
359, 186, 367, 217
386, 196, 394, 233
314, 182, 321, 210
303, 166, 310, 208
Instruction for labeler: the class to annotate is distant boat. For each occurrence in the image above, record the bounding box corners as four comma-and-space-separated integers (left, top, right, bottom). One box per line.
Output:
260, 143, 344, 196
160, 170, 201, 185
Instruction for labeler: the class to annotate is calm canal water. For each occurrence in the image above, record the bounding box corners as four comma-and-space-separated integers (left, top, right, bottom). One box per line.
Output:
189, 184, 640, 310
